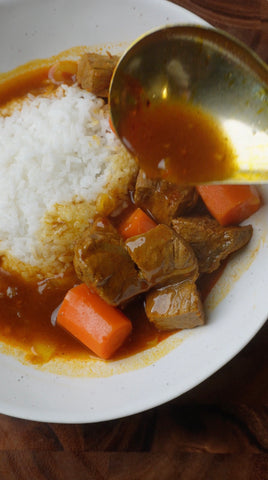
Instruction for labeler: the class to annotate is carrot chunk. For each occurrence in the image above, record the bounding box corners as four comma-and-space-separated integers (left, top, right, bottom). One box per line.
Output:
57, 284, 132, 359
197, 185, 261, 226
118, 207, 157, 240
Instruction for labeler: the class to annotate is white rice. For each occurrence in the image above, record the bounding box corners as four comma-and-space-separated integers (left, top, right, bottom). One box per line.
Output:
0, 84, 135, 272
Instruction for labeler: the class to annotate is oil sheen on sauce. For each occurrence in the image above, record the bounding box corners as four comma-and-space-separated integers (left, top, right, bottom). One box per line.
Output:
118, 100, 238, 184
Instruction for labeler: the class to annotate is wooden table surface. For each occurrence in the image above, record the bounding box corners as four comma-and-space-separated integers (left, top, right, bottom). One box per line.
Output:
0, 1, 267, 479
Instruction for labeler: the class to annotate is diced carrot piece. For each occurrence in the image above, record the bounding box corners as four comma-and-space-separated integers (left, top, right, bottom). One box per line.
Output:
57, 284, 132, 359
118, 207, 157, 240
197, 185, 261, 226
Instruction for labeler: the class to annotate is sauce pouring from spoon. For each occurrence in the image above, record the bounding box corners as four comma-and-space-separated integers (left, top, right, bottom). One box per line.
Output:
109, 25, 268, 185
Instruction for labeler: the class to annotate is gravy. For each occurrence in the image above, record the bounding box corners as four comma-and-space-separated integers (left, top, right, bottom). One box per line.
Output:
0, 64, 170, 362
0, 267, 168, 363
118, 100, 237, 184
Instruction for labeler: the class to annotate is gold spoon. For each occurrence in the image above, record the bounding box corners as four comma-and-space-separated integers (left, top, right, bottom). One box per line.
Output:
109, 25, 268, 184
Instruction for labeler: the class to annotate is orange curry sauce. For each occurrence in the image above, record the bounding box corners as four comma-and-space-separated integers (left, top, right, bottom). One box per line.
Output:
118, 101, 237, 184
0, 63, 221, 364
0, 64, 173, 363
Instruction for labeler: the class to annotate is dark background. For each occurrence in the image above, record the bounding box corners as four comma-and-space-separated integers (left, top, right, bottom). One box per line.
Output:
0, 1, 267, 479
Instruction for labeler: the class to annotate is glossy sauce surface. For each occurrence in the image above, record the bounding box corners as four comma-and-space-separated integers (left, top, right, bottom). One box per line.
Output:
119, 101, 238, 184
0, 60, 77, 107
0, 267, 169, 363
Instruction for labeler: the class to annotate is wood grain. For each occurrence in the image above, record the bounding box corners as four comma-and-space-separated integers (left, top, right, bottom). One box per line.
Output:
0, 1, 267, 479
172, 0, 268, 62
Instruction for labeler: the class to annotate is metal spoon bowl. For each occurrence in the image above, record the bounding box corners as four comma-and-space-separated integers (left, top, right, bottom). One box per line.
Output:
109, 25, 268, 184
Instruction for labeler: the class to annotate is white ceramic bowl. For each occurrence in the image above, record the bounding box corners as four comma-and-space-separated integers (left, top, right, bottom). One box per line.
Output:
0, 0, 267, 423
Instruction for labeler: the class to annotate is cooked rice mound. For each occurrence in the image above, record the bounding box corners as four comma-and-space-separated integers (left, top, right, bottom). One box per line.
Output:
0, 85, 137, 279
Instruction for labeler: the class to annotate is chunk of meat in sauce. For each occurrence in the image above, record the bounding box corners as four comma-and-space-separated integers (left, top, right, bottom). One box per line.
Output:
125, 224, 199, 286
73, 218, 148, 306
172, 216, 253, 274
134, 169, 198, 224
77, 53, 119, 97
145, 280, 205, 330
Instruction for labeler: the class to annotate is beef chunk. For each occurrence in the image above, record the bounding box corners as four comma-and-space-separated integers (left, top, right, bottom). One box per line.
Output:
73, 218, 148, 306
133, 169, 198, 224
77, 53, 119, 97
145, 280, 205, 330
172, 216, 253, 274
125, 224, 199, 286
